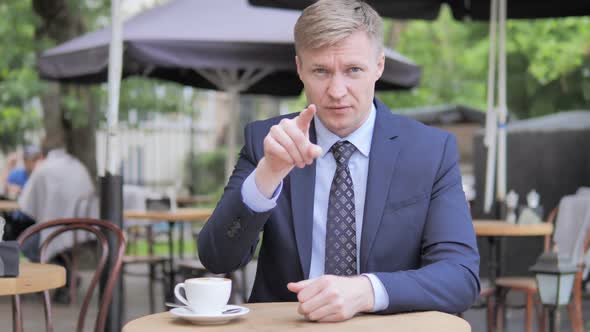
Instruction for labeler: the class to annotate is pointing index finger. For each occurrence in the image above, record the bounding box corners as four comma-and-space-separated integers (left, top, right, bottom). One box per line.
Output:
296, 104, 316, 134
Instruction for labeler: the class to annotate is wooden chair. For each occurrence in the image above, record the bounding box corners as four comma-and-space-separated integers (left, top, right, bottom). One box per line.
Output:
459, 281, 494, 332
122, 197, 170, 313
495, 207, 588, 332
122, 224, 168, 313
13, 218, 125, 332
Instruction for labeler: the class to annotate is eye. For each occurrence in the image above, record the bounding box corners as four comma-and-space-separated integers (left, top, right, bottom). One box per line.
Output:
349, 67, 362, 73
312, 68, 327, 74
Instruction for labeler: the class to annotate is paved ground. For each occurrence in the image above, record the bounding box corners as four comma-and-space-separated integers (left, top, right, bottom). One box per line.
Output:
1, 262, 588, 331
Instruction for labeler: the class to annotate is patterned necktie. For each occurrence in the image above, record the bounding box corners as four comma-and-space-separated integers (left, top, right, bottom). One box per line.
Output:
325, 140, 357, 276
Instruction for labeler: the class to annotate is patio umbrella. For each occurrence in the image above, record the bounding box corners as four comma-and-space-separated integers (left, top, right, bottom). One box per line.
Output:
249, 0, 590, 20
251, 0, 590, 214
38, 0, 421, 95
38, 0, 421, 178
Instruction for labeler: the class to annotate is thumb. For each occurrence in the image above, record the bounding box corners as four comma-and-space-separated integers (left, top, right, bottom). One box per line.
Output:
295, 104, 316, 135
287, 278, 315, 293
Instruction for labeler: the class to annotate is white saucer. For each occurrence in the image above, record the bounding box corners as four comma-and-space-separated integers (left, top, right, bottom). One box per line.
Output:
170, 305, 250, 325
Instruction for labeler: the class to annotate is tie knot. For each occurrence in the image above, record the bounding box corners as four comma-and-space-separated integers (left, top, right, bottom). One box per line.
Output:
331, 140, 356, 166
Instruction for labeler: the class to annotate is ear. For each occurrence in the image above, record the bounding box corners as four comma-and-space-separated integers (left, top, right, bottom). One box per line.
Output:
296, 55, 303, 81
375, 51, 385, 80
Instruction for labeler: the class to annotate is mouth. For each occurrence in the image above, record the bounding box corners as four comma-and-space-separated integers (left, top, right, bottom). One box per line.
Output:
325, 106, 352, 114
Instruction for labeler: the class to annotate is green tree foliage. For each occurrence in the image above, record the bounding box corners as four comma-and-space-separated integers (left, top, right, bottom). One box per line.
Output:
0, 0, 42, 152
379, 8, 590, 119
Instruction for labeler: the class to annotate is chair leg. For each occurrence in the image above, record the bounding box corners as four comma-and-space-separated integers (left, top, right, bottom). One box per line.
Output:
525, 293, 534, 332
43, 290, 54, 332
149, 263, 155, 313
572, 271, 584, 332
486, 295, 494, 332
496, 288, 508, 332
567, 302, 583, 332
12, 295, 22, 332
538, 306, 547, 332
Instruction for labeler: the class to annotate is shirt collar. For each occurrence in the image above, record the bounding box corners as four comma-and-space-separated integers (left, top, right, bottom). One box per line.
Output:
47, 148, 67, 159
313, 103, 376, 158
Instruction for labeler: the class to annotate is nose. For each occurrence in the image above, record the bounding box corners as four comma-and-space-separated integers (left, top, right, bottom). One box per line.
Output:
326, 74, 347, 100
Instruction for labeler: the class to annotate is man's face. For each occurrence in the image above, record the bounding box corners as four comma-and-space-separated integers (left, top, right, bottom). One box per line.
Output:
296, 31, 385, 138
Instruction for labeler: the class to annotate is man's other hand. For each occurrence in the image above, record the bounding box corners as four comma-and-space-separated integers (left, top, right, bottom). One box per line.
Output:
287, 275, 375, 322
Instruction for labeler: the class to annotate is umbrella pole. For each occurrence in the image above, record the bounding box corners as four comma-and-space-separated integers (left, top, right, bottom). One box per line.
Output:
99, 0, 124, 331
225, 89, 239, 180
496, 0, 508, 206
484, 0, 499, 214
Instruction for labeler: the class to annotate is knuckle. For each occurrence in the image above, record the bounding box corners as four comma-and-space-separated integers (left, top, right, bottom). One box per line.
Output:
269, 125, 280, 136
297, 292, 305, 303
333, 298, 344, 310
327, 288, 338, 299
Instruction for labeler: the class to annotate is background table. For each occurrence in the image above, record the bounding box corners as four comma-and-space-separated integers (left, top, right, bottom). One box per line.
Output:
124, 208, 214, 299
123, 302, 470, 332
473, 220, 553, 284
1, 262, 66, 332
0, 262, 66, 296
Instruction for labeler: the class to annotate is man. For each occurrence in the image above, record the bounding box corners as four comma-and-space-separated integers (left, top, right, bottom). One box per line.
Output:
199, 0, 480, 322
3, 146, 41, 199
18, 135, 96, 260
18, 135, 96, 303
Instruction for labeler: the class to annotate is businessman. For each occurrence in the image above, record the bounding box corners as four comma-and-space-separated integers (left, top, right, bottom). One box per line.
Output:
199, 0, 480, 322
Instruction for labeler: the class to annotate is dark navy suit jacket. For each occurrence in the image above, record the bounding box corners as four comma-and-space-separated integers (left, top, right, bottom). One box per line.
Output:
199, 99, 480, 314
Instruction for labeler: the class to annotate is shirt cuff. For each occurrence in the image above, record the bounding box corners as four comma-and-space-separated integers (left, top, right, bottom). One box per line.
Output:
363, 273, 389, 312
241, 169, 282, 213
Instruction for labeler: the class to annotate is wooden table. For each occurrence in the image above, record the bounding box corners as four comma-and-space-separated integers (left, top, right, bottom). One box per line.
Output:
0, 200, 18, 212
124, 208, 213, 221
1, 262, 66, 332
473, 220, 553, 237
0, 262, 66, 296
473, 220, 553, 284
124, 208, 214, 299
473, 220, 553, 330
122, 302, 470, 332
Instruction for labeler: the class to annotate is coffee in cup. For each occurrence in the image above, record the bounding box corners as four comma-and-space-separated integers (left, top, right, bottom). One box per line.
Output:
174, 277, 232, 314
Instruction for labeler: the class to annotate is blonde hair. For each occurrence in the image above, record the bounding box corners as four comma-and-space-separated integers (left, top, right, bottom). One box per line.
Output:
294, 0, 383, 55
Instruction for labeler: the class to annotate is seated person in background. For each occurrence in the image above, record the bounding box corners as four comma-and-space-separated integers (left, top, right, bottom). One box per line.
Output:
1, 146, 41, 240
18, 134, 96, 303
199, 0, 480, 322
5, 145, 41, 199
0, 152, 19, 199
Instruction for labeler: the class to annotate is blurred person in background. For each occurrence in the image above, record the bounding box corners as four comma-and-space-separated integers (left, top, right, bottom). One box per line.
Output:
17, 134, 96, 303
3, 145, 42, 199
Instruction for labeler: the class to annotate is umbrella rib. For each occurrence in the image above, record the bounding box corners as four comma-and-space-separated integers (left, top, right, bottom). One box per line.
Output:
238, 68, 274, 91
195, 69, 226, 90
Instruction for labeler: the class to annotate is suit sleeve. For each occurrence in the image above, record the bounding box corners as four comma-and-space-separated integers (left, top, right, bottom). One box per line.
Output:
198, 122, 274, 274
373, 134, 481, 314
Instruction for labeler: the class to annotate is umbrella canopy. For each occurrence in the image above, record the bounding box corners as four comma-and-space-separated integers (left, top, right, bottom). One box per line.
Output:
38, 0, 421, 97
249, 0, 590, 20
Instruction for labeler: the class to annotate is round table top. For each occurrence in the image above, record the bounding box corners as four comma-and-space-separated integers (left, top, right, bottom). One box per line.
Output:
0, 200, 18, 212
473, 220, 553, 237
122, 302, 470, 332
0, 262, 66, 296
124, 208, 214, 222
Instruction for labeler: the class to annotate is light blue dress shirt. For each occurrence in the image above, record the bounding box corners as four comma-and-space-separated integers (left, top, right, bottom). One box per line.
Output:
241, 103, 389, 312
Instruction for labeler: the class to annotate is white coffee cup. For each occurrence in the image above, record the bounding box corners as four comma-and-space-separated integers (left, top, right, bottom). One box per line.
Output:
174, 277, 232, 314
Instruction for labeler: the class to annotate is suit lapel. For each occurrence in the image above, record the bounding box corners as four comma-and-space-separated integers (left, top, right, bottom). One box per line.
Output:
290, 121, 317, 279
360, 99, 402, 273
